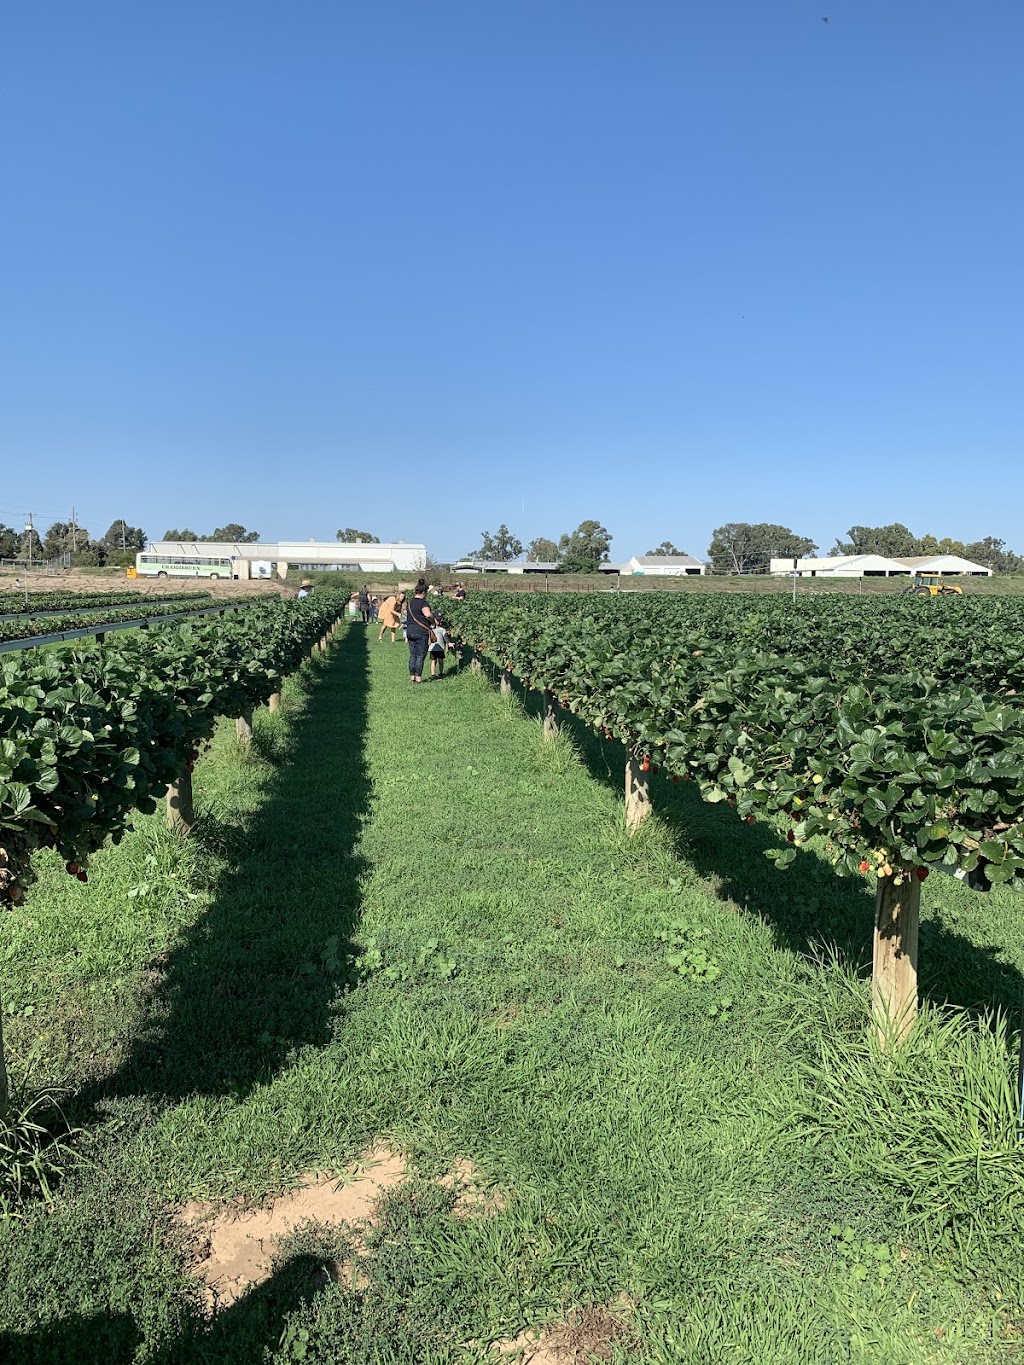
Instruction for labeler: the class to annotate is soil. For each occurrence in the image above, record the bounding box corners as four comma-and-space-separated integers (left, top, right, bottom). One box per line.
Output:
493, 1306, 636, 1363
0, 571, 292, 602
439, 1158, 508, 1219
174, 1146, 408, 1312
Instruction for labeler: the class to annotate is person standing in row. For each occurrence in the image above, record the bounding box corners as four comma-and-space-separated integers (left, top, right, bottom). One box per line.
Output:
377, 591, 405, 643
405, 578, 435, 685
358, 584, 371, 623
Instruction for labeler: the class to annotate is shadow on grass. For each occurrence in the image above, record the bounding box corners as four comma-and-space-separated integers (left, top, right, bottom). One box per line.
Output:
86, 626, 371, 1104
482, 654, 1024, 1015
0, 1253, 326, 1364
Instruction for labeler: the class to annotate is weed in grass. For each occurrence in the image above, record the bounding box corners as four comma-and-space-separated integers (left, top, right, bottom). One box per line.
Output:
0, 1085, 79, 1215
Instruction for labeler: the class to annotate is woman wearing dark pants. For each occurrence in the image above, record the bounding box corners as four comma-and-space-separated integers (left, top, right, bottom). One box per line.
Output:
358, 585, 371, 623
405, 578, 434, 684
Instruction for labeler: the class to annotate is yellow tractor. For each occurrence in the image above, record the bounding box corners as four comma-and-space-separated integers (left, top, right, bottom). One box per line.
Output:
903, 572, 964, 598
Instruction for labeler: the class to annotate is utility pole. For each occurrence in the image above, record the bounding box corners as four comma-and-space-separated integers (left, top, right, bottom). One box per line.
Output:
70, 508, 78, 553
121, 520, 126, 551
24, 514, 34, 571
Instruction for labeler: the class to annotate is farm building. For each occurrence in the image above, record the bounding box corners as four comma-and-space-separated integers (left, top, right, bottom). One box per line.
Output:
149, 540, 426, 578
769, 553, 992, 578
619, 554, 706, 576
896, 555, 995, 576
453, 560, 558, 575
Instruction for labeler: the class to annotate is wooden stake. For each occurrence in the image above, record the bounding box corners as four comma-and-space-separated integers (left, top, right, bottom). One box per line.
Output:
500, 670, 513, 695
542, 690, 559, 739
872, 872, 921, 1048
625, 756, 651, 832
236, 713, 253, 744
268, 692, 281, 713
0, 999, 9, 1111
471, 654, 482, 674
166, 768, 194, 833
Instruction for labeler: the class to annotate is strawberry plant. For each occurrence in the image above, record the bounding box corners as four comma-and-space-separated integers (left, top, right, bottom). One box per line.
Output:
442, 590, 1024, 1042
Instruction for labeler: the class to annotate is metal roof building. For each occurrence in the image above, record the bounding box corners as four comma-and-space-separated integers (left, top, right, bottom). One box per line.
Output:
770, 554, 992, 578
150, 540, 427, 577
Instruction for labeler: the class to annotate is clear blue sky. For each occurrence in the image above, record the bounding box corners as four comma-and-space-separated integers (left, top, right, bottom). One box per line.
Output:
2, 1, 1021, 562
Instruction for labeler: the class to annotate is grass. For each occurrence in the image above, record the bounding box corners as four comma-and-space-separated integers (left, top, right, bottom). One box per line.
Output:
1, 626, 1024, 1361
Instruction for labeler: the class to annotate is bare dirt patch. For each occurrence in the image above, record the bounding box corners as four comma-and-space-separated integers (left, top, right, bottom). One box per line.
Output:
0, 571, 288, 602
439, 1157, 508, 1219
493, 1305, 637, 1363
175, 1146, 407, 1312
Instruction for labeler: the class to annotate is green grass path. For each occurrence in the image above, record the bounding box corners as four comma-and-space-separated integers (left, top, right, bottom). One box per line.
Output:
2, 626, 1023, 1362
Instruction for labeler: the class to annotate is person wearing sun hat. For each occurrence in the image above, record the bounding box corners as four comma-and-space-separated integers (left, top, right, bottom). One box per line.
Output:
296, 579, 313, 599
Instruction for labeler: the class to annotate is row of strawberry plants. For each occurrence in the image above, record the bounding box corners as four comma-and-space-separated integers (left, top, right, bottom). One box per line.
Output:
0, 597, 343, 906
0, 596, 243, 646
441, 593, 1024, 890
0, 589, 211, 615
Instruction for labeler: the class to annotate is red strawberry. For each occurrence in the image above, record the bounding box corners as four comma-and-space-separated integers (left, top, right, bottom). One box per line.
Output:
77, 871, 88, 883
746, 816, 756, 825
858, 860, 870, 873
787, 831, 795, 842
915, 867, 929, 881
66, 862, 80, 875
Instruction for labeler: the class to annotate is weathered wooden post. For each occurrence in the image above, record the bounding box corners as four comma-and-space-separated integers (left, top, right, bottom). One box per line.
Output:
236, 712, 253, 744
542, 690, 559, 739
625, 756, 651, 832
500, 669, 513, 695
471, 653, 482, 674
268, 692, 281, 713
872, 872, 921, 1048
166, 768, 194, 833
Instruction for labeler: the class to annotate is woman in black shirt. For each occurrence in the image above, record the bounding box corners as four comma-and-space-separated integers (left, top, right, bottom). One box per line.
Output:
405, 578, 435, 684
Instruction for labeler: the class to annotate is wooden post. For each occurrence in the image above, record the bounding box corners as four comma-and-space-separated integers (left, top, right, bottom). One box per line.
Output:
872, 872, 921, 1048
166, 768, 194, 833
500, 669, 512, 695
625, 756, 651, 832
542, 690, 559, 739
471, 654, 482, 674
236, 712, 253, 744
268, 692, 281, 713
0, 1003, 8, 1110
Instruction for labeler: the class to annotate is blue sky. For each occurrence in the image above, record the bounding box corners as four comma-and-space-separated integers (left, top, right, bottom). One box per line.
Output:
2, 1, 1020, 562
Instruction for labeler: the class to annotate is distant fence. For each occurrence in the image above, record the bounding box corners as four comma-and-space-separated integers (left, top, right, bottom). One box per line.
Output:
0, 555, 70, 576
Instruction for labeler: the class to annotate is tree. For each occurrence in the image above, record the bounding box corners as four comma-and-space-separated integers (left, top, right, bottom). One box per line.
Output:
18, 528, 42, 562
469, 525, 523, 561
963, 536, 1024, 575
336, 528, 380, 543
646, 540, 687, 557
557, 520, 612, 574
831, 523, 920, 559
42, 522, 89, 558
205, 525, 260, 543
526, 536, 559, 562
163, 528, 198, 541
103, 521, 146, 552
0, 525, 18, 558
708, 523, 817, 575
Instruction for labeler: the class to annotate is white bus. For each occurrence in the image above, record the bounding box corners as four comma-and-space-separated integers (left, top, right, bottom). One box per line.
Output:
135, 552, 235, 579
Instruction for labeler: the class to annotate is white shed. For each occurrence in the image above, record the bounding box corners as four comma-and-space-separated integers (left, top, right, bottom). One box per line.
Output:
625, 555, 705, 576
896, 555, 993, 577
770, 555, 910, 578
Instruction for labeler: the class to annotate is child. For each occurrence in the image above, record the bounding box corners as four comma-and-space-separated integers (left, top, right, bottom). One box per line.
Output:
428, 620, 451, 679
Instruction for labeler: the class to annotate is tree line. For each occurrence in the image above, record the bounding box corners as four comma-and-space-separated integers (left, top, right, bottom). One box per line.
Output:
466, 520, 1024, 575
467, 521, 616, 575
0, 520, 147, 567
